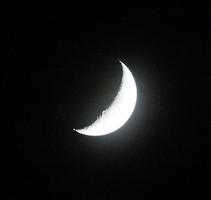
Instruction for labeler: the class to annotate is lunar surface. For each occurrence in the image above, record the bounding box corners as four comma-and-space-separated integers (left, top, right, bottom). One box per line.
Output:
73, 61, 137, 136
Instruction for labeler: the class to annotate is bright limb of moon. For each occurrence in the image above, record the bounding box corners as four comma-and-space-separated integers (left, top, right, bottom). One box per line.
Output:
73, 61, 137, 136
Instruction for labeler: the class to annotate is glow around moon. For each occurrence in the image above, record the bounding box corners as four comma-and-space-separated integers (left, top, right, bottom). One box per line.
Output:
73, 61, 137, 136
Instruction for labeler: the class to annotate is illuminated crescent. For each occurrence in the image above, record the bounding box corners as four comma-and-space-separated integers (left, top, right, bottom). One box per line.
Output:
73, 61, 137, 136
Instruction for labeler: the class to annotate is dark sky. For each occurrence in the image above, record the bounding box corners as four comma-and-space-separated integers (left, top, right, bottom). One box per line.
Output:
4, 1, 209, 199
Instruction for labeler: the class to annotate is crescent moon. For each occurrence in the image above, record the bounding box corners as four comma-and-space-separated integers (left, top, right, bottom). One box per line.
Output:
73, 61, 137, 136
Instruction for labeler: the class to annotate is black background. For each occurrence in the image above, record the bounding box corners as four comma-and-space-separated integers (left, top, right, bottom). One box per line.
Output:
4, 1, 209, 199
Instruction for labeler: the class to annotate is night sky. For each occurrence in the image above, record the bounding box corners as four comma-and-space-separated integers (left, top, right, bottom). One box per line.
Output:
4, 1, 209, 199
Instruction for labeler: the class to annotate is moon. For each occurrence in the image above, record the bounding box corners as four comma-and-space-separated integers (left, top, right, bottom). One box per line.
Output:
73, 61, 137, 136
